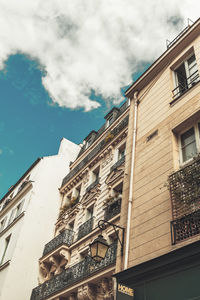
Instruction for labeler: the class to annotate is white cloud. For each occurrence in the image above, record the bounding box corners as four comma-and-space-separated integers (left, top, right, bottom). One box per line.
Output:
0, 0, 199, 111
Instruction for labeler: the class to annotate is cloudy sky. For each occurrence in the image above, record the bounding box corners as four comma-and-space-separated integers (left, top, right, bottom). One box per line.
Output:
0, 0, 199, 197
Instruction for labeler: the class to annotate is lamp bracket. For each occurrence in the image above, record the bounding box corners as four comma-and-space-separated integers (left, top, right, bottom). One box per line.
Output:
98, 220, 125, 256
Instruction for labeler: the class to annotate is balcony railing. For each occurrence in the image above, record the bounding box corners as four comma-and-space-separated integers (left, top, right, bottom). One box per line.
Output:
171, 209, 200, 245
104, 199, 121, 221
43, 229, 74, 256
31, 243, 117, 300
85, 177, 100, 194
77, 217, 94, 240
110, 155, 125, 172
172, 70, 199, 100
168, 157, 200, 219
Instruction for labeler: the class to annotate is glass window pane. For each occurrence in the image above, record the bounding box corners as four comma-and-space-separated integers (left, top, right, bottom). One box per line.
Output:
181, 127, 197, 162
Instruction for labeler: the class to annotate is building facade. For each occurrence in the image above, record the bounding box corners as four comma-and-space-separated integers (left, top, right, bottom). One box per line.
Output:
30, 102, 129, 300
0, 138, 79, 300
114, 18, 200, 299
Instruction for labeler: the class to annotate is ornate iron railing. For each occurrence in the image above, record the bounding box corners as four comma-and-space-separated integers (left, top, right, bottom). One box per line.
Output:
30, 243, 117, 300
43, 229, 74, 256
104, 199, 121, 221
110, 155, 125, 172
77, 217, 94, 240
168, 157, 200, 219
171, 209, 200, 245
85, 177, 100, 194
61, 115, 129, 188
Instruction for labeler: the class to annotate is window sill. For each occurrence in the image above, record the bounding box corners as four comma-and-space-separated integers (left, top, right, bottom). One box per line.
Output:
0, 260, 10, 271
170, 79, 200, 106
0, 212, 25, 237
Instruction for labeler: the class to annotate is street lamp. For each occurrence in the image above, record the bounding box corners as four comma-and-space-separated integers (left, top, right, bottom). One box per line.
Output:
90, 220, 125, 262
89, 234, 109, 262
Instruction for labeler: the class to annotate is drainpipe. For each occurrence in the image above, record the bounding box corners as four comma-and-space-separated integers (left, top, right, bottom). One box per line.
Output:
124, 91, 139, 270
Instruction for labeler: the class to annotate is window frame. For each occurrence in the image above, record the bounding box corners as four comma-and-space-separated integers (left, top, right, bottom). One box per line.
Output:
178, 122, 200, 165
173, 52, 199, 99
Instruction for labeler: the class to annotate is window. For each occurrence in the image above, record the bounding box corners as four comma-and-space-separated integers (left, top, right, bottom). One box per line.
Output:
0, 235, 11, 265
106, 114, 114, 128
86, 205, 93, 220
0, 217, 7, 233
79, 249, 88, 261
118, 144, 126, 161
16, 200, 24, 218
68, 220, 74, 231
8, 209, 16, 225
86, 137, 92, 148
179, 123, 200, 163
92, 166, 100, 183
7, 200, 24, 226
173, 54, 199, 99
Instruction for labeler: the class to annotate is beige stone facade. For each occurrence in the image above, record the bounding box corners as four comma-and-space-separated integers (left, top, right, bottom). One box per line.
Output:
120, 18, 200, 270
31, 18, 200, 300
31, 103, 129, 300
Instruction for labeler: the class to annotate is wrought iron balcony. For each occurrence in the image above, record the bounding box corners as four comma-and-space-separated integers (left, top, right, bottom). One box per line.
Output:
31, 243, 117, 300
168, 157, 200, 219
43, 229, 74, 256
110, 155, 125, 172
77, 217, 94, 240
171, 209, 200, 245
85, 177, 100, 194
104, 198, 121, 221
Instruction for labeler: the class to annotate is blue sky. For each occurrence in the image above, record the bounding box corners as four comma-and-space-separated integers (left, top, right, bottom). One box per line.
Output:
0, 54, 150, 198
0, 55, 119, 198
0, 1, 198, 198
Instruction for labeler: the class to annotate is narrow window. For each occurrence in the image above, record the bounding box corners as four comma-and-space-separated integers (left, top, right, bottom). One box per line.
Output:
86, 206, 93, 220
118, 144, 126, 161
173, 53, 199, 99
8, 209, 16, 225
0, 235, 11, 265
180, 127, 197, 162
16, 200, 24, 218
92, 166, 100, 183
0, 217, 7, 232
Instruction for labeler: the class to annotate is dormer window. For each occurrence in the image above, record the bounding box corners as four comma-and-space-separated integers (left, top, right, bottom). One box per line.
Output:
86, 137, 92, 148
106, 115, 114, 128
84, 130, 97, 149
104, 107, 119, 128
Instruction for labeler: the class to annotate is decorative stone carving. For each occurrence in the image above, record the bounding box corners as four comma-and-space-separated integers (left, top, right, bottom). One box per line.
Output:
83, 172, 89, 185
105, 163, 124, 187
78, 284, 97, 300
102, 151, 113, 168
69, 292, 77, 300
49, 256, 59, 274
39, 262, 51, 282
81, 183, 101, 208
98, 278, 114, 300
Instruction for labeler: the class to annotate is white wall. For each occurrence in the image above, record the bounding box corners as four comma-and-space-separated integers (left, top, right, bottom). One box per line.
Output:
0, 138, 80, 300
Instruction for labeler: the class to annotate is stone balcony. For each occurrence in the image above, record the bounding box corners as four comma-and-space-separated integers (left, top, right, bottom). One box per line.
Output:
77, 217, 94, 241
31, 243, 117, 300
43, 229, 74, 257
